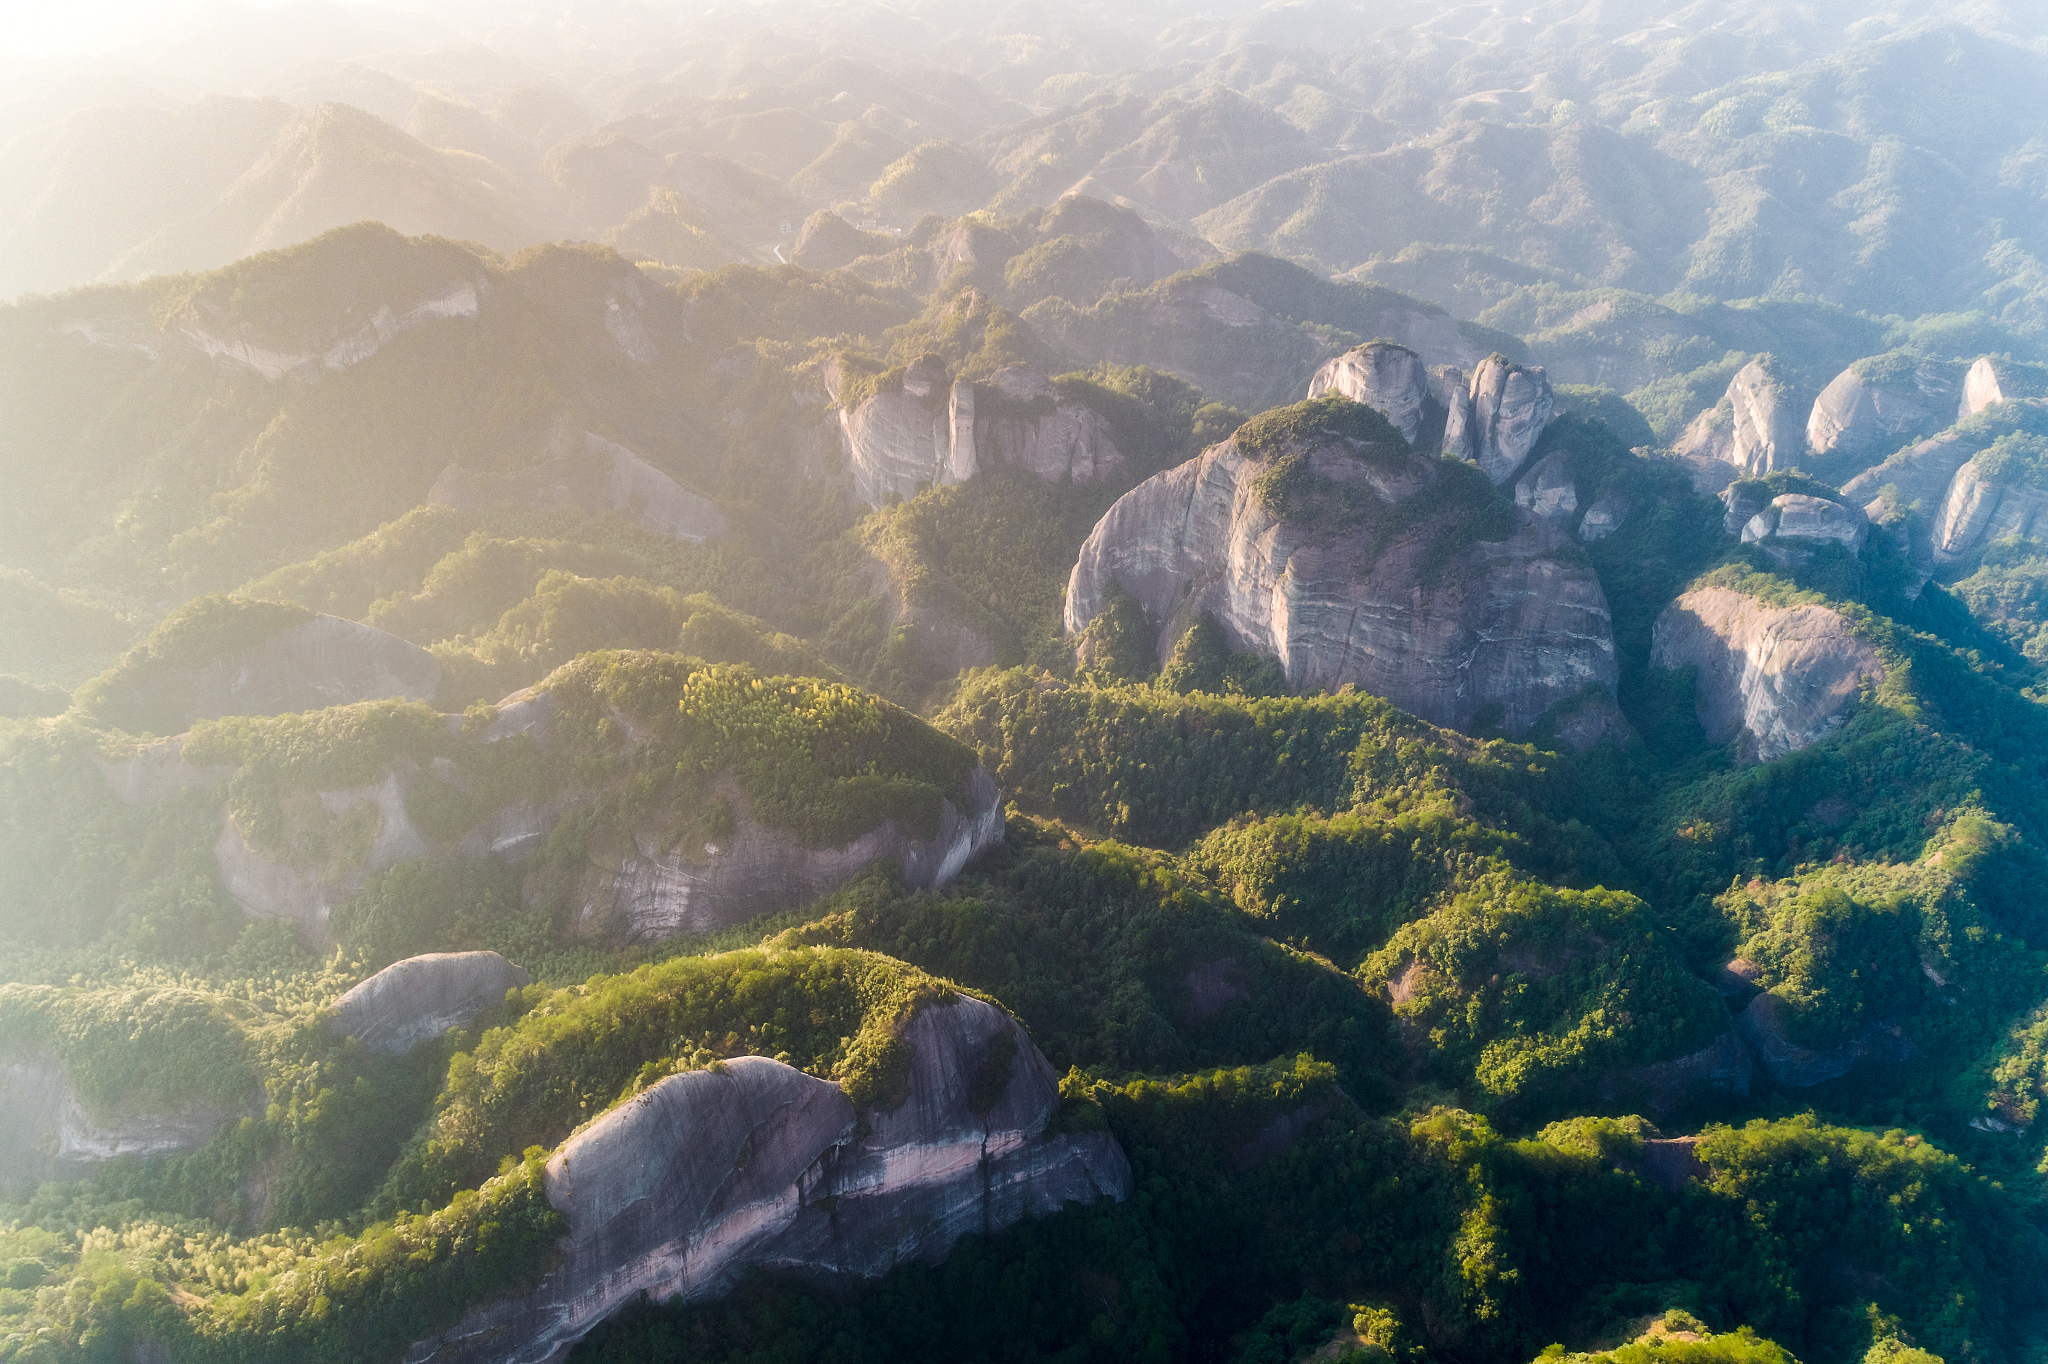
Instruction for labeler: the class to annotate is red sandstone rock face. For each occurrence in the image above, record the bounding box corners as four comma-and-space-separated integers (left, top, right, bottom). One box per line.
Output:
407, 995, 1131, 1364
1063, 425, 1617, 739
1650, 586, 1884, 763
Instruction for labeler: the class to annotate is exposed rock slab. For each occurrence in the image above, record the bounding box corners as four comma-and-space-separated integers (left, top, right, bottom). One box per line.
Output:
1740, 494, 1869, 554
430, 432, 726, 543
1514, 452, 1578, 522
328, 952, 532, 1055
174, 278, 484, 381
1650, 586, 1883, 762
1676, 360, 1801, 476
1617, 1029, 1752, 1118
1063, 420, 1616, 737
405, 996, 1131, 1364
0, 1058, 242, 1188
1442, 354, 1555, 484
1806, 358, 1953, 462
1307, 343, 1438, 447
1736, 993, 1917, 1088
1931, 457, 2048, 563
576, 769, 1004, 942
1957, 355, 2047, 419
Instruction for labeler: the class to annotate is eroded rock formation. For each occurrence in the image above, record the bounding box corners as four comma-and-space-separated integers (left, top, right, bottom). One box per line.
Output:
328, 952, 532, 1054
1063, 409, 1616, 737
1738, 494, 1870, 555
1306, 343, 1440, 447
407, 995, 1131, 1364
1806, 357, 1953, 462
430, 430, 726, 543
0, 1060, 242, 1188
1931, 456, 2048, 564
1441, 354, 1556, 484
832, 359, 1125, 508
1957, 355, 2047, 419
1650, 586, 1884, 762
1737, 993, 1918, 1089
1677, 360, 1801, 476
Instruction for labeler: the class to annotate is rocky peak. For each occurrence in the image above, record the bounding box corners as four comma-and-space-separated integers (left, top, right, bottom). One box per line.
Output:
1957, 355, 2048, 420
1677, 359, 1801, 476
1651, 585, 1883, 762
1441, 354, 1556, 484
1739, 493, 1870, 561
328, 951, 531, 1055
1806, 354, 1954, 462
1305, 342, 1440, 447
1063, 397, 1616, 738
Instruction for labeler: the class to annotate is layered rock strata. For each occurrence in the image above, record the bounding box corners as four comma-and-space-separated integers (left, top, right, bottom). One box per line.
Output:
1441, 354, 1556, 484
1677, 360, 1801, 476
832, 358, 1124, 508
1063, 415, 1616, 737
430, 430, 726, 543
1306, 343, 1440, 447
1650, 586, 1884, 762
1930, 457, 2048, 563
328, 952, 532, 1055
405, 995, 1132, 1364
0, 1060, 243, 1187
1738, 494, 1870, 554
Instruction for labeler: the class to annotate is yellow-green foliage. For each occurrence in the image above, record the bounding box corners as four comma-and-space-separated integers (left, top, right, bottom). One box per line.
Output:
381, 945, 954, 1207
0, 983, 255, 1119
240, 505, 476, 621
1365, 870, 1725, 1109
73, 595, 314, 735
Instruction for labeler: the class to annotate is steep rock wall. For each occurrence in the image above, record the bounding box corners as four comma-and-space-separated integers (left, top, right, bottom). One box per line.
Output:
0, 1059, 244, 1188
1650, 586, 1884, 762
1306, 343, 1439, 447
172, 278, 485, 381
1441, 354, 1555, 484
405, 995, 1131, 1364
1806, 359, 1953, 461
574, 768, 1004, 942
1063, 430, 1615, 737
328, 952, 532, 1055
1676, 360, 1801, 476
1931, 458, 2048, 563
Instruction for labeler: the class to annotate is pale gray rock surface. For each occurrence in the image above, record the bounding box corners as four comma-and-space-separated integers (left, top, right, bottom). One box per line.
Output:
1514, 452, 1578, 522
1063, 424, 1616, 737
1931, 456, 2048, 563
430, 431, 726, 543
1441, 354, 1555, 484
171, 277, 485, 381
1651, 586, 1884, 762
575, 769, 1004, 942
406, 996, 1131, 1364
0, 1059, 244, 1188
1307, 343, 1437, 446
1737, 993, 1917, 1088
1806, 358, 1953, 461
1740, 494, 1869, 554
328, 952, 531, 1055
835, 359, 1125, 509
1956, 356, 2047, 419
1676, 360, 1801, 476
1577, 492, 1631, 541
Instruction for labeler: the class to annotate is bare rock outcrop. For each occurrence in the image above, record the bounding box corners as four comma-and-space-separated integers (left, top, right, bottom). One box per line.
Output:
1676, 360, 1801, 476
574, 769, 1004, 942
171, 277, 486, 381
1650, 586, 1884, 762
1806, 357, 1954, 462
1739, 494, 1869, 555
1063, 406, 1616, 737
93, 734, 233, 805
1514, 452, 1578, 522
1307, 343, 1439, 447
833, 359, 1124, 509
0, 1059, 244, 1188
430, 430, 726, 543
328, 952, 531, 1055
1930, 456, 2048, 564
1615, 1029, 1752, 1118
1441, 354, 1556, 484
1736, 993, 1918, 1089
1957, 355, 2048, 419
406, 995, 1131, 1364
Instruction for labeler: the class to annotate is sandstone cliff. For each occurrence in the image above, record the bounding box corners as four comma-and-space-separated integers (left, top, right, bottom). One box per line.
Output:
832, 358, 1124, 509
1736, 993, 1918, 1089
105, 678, 1004, 948
1806, 357, 1954, 462
1650, 586, 1884, 762
328, 952, 532, 1055
1676, 360, 1802, 476
1929, 455, 2048, 564
1737, 493, 1870, 565
1306, 343, 1441, 448
1063, 401, 1616, 737
406, 994, 1131, 1364
0, 1058, 244, 1188
429, 429, 727, 544
1442, 354, 1556, 484
1957, 355, 2048, 419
